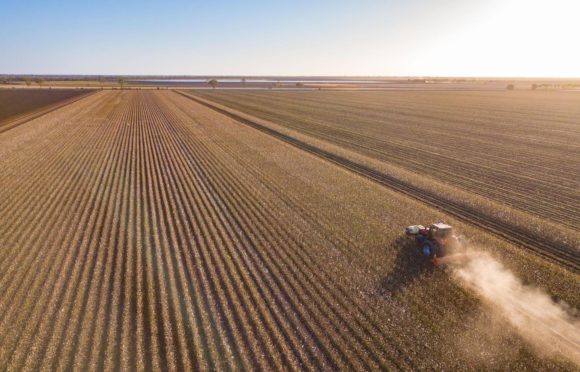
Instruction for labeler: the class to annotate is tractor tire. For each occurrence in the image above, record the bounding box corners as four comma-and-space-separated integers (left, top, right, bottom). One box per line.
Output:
422, 242, 434, 258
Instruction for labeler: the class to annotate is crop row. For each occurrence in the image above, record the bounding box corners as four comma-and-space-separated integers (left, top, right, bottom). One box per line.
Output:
175, 91, 579, 272
1, 91, 410, 370
1, 90, 574, 370
164, 91, 575, 370
193, 90, 580, 229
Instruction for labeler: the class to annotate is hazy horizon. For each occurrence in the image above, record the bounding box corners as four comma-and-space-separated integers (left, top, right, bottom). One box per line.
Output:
3, 74, 580, 81
1, 0, 579, 78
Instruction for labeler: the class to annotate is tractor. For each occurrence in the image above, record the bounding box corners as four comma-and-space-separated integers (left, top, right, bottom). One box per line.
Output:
405, 222, 467, 266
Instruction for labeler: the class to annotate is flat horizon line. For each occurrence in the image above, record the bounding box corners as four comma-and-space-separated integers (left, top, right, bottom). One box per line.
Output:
2, 74, 580, 81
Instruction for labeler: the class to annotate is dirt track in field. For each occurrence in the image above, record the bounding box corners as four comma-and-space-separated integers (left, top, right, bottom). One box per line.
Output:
191, 90, 580, 226
177, 91, 580, 272
0, 90, 577, 371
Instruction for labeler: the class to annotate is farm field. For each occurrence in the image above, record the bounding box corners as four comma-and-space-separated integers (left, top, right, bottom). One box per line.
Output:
192, 90, 580, 267
0, 89, 92, 132
0, 90, 578, 370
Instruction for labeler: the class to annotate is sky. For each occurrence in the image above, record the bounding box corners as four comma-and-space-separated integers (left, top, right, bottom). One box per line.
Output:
0, 0, 579, 77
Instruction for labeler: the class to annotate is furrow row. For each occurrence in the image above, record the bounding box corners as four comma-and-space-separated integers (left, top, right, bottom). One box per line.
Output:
158, 92, 413, 369
177, 91, 579, 272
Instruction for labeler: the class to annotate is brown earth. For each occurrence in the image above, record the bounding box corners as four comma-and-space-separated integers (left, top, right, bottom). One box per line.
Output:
192, 90, 580, 226
192, 90, 580, 264
0, 90, 577, 370
0, 89, 91, 129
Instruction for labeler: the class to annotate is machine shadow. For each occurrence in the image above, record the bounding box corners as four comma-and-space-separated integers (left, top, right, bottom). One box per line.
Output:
377, 236, 435, 297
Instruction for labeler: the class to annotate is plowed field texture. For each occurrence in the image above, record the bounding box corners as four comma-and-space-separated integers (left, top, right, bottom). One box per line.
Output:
0, 89, 578, 371
0, 89, 94, 134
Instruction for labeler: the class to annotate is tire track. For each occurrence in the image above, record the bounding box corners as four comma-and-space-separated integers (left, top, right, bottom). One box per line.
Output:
176, 91, 579, 273
191, 91, 580, 228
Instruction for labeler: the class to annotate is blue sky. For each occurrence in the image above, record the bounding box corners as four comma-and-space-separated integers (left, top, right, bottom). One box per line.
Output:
1, 0, 579, 76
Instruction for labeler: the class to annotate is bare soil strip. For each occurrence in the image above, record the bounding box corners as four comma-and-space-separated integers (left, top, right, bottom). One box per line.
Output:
0, 90, 96, 133
175, 91, 579, 273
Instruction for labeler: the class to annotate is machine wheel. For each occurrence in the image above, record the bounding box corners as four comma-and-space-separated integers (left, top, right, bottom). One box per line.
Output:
422, 242, 434, 258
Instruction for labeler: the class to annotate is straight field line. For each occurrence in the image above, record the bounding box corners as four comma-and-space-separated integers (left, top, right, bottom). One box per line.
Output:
174, 90, 579, 274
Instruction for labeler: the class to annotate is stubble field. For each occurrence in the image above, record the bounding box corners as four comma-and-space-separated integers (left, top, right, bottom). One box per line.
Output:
0, 90, 578, 370
193, 90, 580, 267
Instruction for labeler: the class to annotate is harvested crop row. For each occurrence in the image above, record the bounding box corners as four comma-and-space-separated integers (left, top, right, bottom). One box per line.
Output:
174, 91, 579, 272
1, 91, 576, 371
154, 94, 412, 370
162, 91, 577, 370
0, 92, 132, 370
136, 93, 396, 370
192, 90, 580, 228
129, 92, 422, 370
153, 91, 493, 370
1, 91, 382, 370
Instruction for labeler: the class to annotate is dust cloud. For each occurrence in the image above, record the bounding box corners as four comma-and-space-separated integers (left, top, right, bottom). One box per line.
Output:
454, 252, 580, 366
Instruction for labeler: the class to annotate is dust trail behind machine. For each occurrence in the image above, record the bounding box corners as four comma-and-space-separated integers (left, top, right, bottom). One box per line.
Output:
454, 252, 580, 366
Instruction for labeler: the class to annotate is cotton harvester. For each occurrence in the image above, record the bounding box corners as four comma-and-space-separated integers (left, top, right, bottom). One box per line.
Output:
405, 222, 469, 266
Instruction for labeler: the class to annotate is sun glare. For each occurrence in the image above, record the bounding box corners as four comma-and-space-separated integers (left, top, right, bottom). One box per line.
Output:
421, 0, 580, 77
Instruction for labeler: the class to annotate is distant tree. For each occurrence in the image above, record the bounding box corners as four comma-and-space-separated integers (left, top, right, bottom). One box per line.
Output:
208, 79, 219, 89
506, 84, 515, 90
24, 78, 32, 86
295, 82, 304, 88
118, 77, 125, 89
35, 78, 44, 88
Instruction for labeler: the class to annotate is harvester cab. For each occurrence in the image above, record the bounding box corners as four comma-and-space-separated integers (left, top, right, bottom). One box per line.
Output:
428, 222, 453, 243
405, 222, 465, 266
